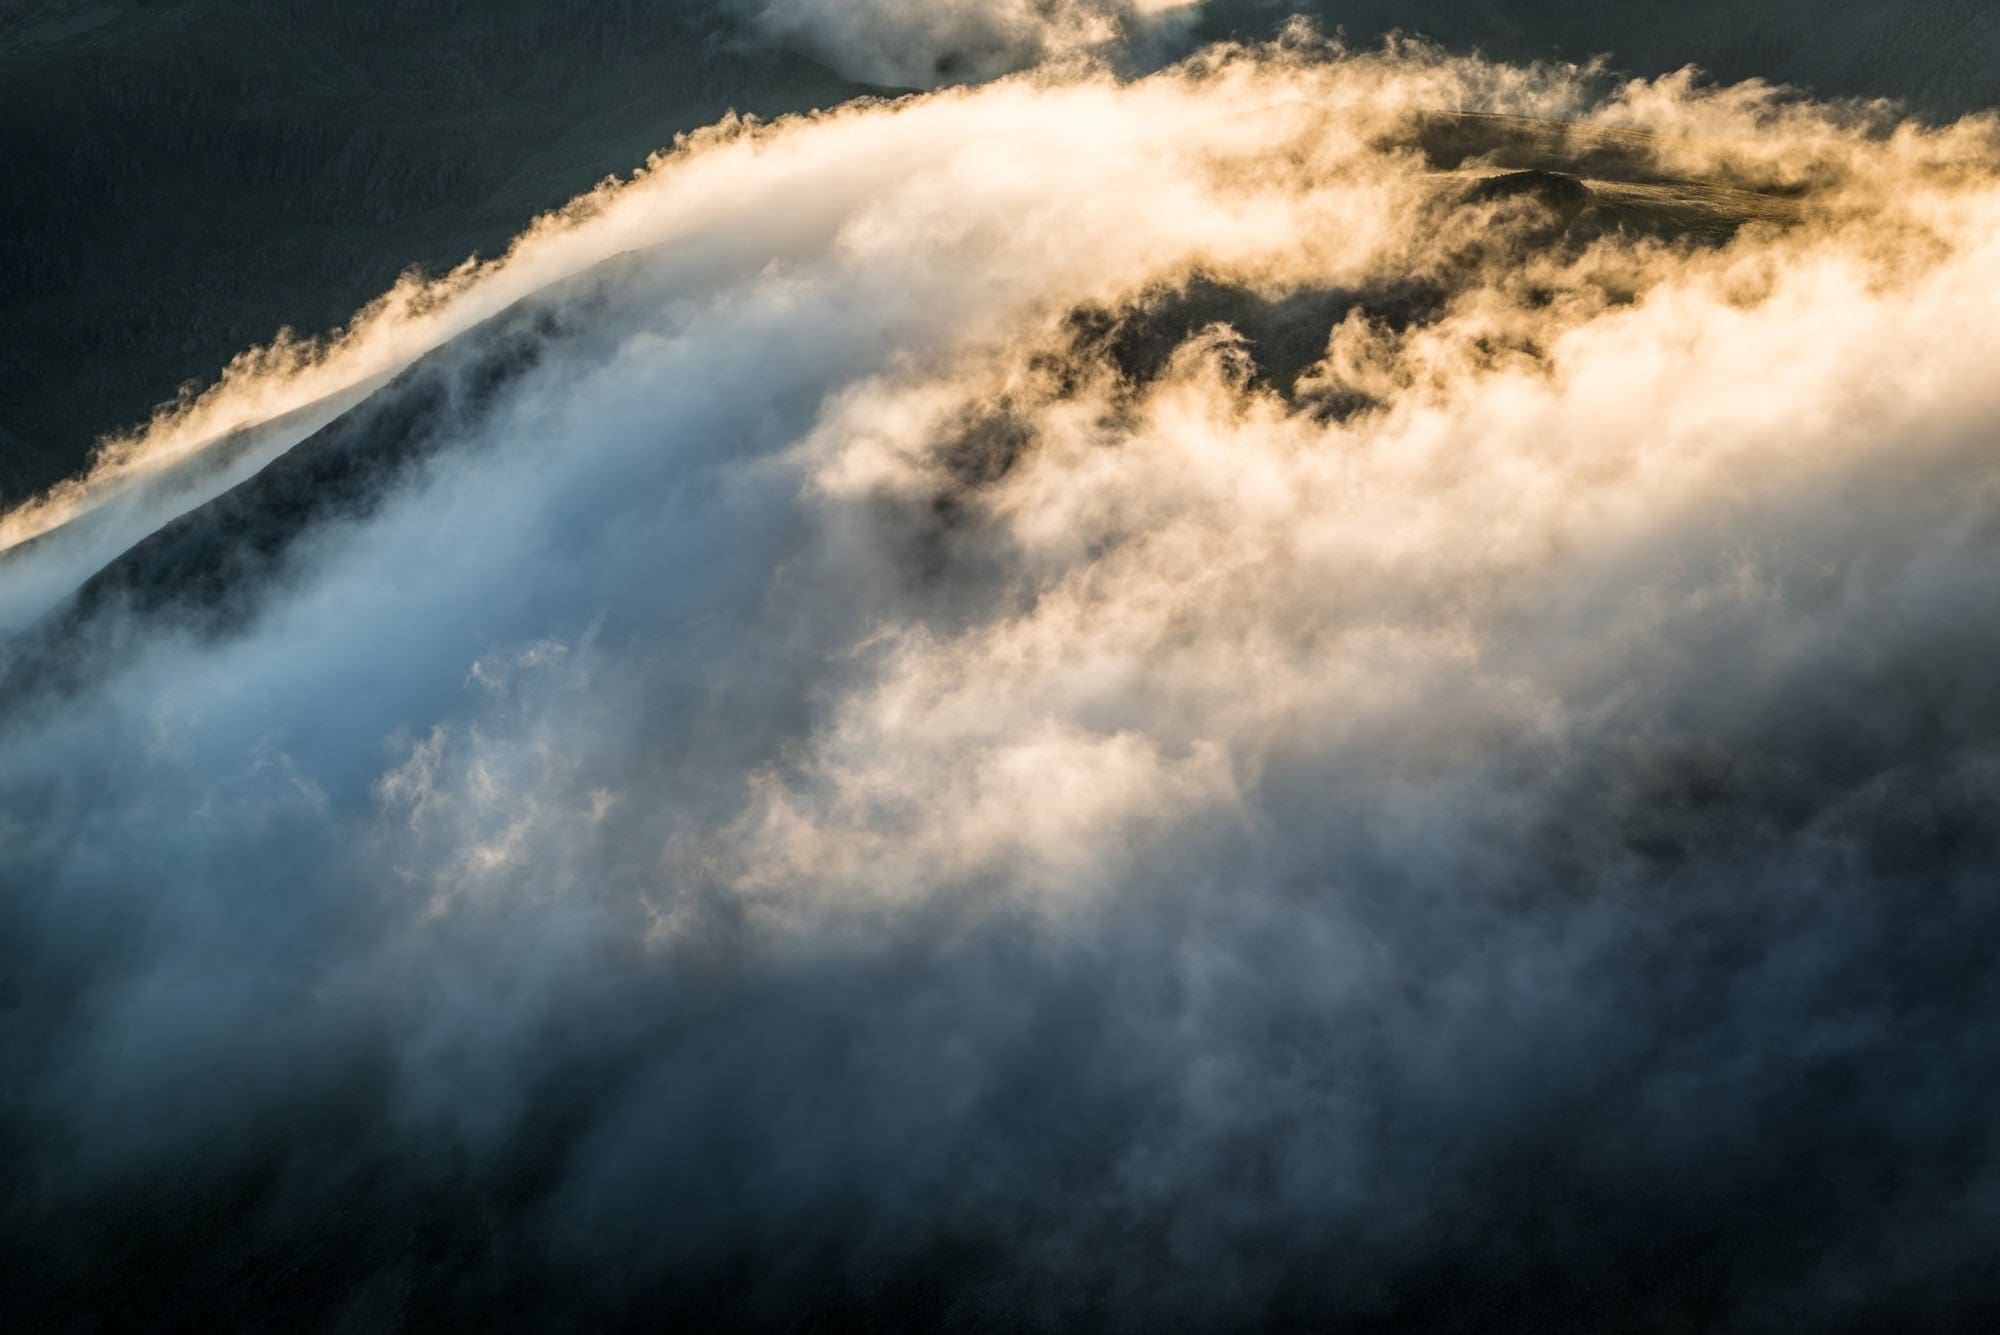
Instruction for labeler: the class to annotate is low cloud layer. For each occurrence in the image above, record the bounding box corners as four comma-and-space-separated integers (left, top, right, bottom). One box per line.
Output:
5, 36, 2000, 1329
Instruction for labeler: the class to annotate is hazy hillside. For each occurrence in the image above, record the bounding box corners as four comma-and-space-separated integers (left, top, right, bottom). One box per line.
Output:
0, 0, 869, 503
0, 125, 1799, 699
1206, 0, 2000, 112
3, 0, 1995, 506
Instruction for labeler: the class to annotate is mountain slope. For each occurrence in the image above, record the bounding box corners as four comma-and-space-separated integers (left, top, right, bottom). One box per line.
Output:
0, 0, 871, 504
1204, 0, 2000, 113
5, 0, 1997, 508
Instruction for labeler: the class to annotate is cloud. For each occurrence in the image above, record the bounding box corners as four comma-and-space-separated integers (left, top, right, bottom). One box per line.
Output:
733, 0, 1205, 86
4, 36, 2000, 1329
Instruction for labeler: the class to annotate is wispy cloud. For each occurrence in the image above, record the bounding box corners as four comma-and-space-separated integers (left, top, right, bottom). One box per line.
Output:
5, 36, 2000, 1328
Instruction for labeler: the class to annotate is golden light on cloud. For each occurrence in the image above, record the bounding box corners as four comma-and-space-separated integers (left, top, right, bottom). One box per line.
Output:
7, 26, 2000, 1328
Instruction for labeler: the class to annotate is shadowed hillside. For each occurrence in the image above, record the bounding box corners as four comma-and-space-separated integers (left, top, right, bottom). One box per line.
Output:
0, 109, 1811, 697
1204, 0, 2000, 115
4, 1, 1996, 506
0, 0, 870, 503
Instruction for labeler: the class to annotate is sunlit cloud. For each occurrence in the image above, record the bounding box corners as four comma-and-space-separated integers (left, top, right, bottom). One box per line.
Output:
5, 29, 2000, 1328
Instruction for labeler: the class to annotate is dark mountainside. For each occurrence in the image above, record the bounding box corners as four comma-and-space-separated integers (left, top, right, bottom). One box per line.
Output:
1204, 0, 2000, 114
3, 1, 1996, 508
0, 0, 869, 505
0, 115, 1798, 704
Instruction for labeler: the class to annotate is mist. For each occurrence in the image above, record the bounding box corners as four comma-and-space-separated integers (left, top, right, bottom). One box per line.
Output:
733, 0, 1205, 85
5, 31, 2000, 1330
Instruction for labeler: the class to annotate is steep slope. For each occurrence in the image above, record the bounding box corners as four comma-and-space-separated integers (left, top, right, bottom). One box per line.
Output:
0, 0, 871, 503
1203, 0, 2000, 113
0, 109, 1811, 704
5, 0, 1996, 509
